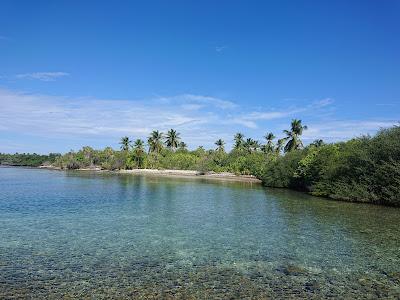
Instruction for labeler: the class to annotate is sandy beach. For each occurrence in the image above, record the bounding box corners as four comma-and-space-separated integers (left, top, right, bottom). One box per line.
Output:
38, 166, 262, 183
119, 169, 262, 183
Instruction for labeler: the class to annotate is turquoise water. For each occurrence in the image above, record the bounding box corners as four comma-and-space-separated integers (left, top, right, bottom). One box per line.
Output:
0, 167, 399, 299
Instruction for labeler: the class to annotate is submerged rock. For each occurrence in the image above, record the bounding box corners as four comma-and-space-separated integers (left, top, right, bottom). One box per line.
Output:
277, 264, 308, 276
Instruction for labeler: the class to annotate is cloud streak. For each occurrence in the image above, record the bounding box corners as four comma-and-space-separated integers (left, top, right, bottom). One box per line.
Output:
215, 46, 227, 53
230, 98, 335, 128
303, 120, 398, 142
15, 72, 70, 81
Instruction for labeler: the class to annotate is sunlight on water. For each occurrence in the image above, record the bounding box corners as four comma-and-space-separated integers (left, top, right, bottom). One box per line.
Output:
0, 167, 399, 299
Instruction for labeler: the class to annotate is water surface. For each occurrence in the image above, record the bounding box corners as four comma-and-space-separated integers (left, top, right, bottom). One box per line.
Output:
0, 167, 399, 299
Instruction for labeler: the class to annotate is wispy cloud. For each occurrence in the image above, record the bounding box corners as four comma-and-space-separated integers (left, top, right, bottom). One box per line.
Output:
180, 94, 237, 109
303, 120, 398, 142
0, 88, 395, 152
215, 45, 227, 53
157, 94, 237, 110
375, 102, 399, 107
15, 72, 70, 81
230, 98, 335, 128
0, 89, 232, 150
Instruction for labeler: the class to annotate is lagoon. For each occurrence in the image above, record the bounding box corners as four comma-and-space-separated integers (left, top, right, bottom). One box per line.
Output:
0, 167, 399, 299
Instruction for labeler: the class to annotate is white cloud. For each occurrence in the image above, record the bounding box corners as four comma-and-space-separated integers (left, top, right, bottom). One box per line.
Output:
0, 89, 233, 150
246, 111, 293, 121
0, 88, 395, 152
303, 120, 397, 142
215, 46, 227, 52
311, 98, 334, 108
15, 72, 70, 81
157, 94, 237, 110
230, 118, 258, 129
230, 98, 335, 128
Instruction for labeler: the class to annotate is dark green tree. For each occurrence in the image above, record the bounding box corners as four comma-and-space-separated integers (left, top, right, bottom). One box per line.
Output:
178, 141, 188, 151
215, 139, 225, 152
283, 119, 308, 152
120, 136, 132, 151
132, 139, 145, 168
233, 133, 245, 150
165, 129, 181, 151
311, 139, 324, 147
263, 132, 275, 153
148, 130, 163, 154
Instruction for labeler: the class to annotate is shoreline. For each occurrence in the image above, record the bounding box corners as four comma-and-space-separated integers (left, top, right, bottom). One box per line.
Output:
37, 166, 262, 183
4, 165, 399, 207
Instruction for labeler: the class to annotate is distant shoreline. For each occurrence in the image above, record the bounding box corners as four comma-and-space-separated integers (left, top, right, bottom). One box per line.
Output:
36, 165, 262, 183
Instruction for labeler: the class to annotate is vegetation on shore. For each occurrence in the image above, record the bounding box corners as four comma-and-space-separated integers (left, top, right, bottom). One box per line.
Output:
2, 120, 399, 206
0, 153, 60, 167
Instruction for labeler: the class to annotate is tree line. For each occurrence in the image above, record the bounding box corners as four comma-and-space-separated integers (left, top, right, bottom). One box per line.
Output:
119, 119, 310, 156
2, 119, 399, 206
53, 119, 400, 206
0, 153, 60, 167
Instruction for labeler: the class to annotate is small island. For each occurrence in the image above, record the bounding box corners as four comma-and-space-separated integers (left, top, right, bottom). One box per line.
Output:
2, 120, 399, 206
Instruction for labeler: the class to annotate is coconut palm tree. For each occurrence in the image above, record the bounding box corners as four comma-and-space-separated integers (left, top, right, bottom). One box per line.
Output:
243, 138, 260, 152
243, 138, 253, 153
120, 136, 132, 151
233, 132, 245, 150
148, 130, 163, 154
263, 132, 275, 153
283, 119, 308, 152
215, 139, 225, 152
178, 141, 187, 151
81, 146, 95, 165
133, 139, 145, 152
275, 138, 285, 154
165, 129, 181, 151
311, 139, 324, 147
132, 139, 145, 168
252, 140, 261, 152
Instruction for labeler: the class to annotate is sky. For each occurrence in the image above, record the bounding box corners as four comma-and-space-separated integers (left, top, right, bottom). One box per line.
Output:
0, 0, 399, 153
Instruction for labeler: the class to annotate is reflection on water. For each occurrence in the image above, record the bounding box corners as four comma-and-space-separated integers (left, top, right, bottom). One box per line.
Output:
0, 167, 399, 299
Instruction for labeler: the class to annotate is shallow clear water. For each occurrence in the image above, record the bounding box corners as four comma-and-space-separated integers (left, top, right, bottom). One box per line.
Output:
0, 167, 399, 299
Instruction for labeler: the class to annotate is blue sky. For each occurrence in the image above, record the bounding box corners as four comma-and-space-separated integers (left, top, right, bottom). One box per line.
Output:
0, 0, 399, 153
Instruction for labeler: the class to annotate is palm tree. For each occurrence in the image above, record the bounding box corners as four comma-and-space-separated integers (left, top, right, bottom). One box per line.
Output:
275, 138, 285, 154
148, 130, 163, 154
133, 139, 145, 168
165, 129, 181, 151
133, 139, 145, 152
120, 136, 132, 151
263, 132, 275, 153
194, 146, 205, 156
81, 146, 94, 159
215, 139, 225, 152
252, 140, 261, 152
283, 119, 308, 152
233, 133, 245, 150
178, 141, 187, 151
81, 146, 95, 165
311, 139, 324, 147
103, 146, 114, 157
244, 138, 260, 152
244, 138, 253, 153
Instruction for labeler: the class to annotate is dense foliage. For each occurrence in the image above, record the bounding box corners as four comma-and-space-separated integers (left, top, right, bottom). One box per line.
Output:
261, 126, 400, 206
0, 153, 60, 167
3, 120, 399, 206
